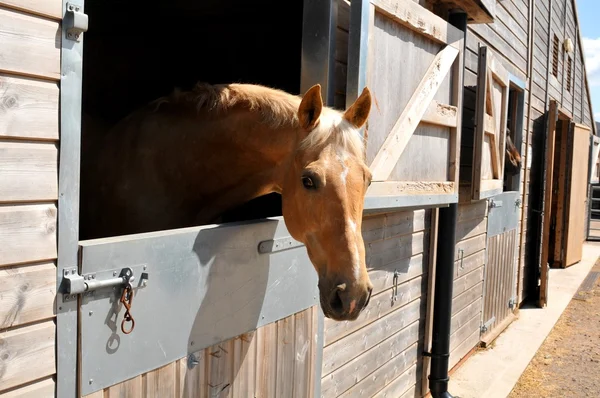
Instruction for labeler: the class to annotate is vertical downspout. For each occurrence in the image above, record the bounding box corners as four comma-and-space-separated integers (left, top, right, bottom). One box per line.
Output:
428, 10, 467, 398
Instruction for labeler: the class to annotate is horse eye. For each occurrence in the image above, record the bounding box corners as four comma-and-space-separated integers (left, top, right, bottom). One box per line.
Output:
302, 176, 316, 189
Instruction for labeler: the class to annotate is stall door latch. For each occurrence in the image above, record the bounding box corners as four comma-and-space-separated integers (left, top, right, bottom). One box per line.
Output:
61, 264, 149, 302
65, 2, 88, 42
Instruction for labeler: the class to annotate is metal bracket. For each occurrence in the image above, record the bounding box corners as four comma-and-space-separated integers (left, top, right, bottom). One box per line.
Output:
258, 236, 303, 253
65, 2, 88, 42
515, 198, 522, 208
508, 297, 517, 309
61, 264, 149, 302
391, 270, 400, 305
480, 316, 496, 333
489, 199, 503, 209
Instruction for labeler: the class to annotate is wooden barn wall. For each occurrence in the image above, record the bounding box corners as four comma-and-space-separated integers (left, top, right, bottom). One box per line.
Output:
459, 0, 530, 307
82, 306, 319, 398
321, 209, 431, 398
0, 1, 61, 396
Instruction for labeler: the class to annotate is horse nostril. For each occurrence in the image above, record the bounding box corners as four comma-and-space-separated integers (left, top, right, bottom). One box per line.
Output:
330, 289, 344, 314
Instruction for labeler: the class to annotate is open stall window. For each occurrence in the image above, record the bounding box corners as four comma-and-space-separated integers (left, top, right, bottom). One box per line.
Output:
504, 75, 526, 192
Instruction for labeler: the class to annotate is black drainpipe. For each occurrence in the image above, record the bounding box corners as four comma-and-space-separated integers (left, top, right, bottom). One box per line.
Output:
428, 9, 467, 398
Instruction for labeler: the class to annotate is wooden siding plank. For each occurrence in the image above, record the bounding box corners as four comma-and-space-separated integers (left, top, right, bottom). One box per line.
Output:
362, 210, 427, 243
275, 315, 295, 398
371, 363, 419, 398
0, 0, 61, 19
0, 262, 55, 330
0, 376, 55, 398
324, 276, 425, 345
338, 342, 420, 397
0, 7, 61, 80
255, 322, 277, 398
453, 267, 484, 299
455, 249, 485, 279
107, 376, 143, 398
366, 231, 428, 270
292, 310, 312, 398
0, 141, 58, 202
321, 320, 421, 397
143, 362, 178, 397
322, 298, 423, 376
0, 320, 55, 393
0, 75, 59, 140
0, 204, 57, 266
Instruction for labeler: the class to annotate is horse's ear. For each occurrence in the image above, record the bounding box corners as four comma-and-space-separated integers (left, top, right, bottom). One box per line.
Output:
298, 84, 323, 131
343, 87, 372, 128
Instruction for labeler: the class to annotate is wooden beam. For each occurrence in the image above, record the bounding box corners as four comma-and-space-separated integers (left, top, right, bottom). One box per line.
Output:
485, 131, 501, 179
539, 100, 559, 308
367, 181, 455, 196
369, 44, 459, 181
370, 0, 464, 46
421, 101, 458, 128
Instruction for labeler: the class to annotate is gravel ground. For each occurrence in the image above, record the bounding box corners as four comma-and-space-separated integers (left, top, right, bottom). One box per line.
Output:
508, 259, 600, 397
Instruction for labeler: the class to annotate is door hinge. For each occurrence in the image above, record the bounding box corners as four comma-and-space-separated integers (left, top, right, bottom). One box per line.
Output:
65, 2, 88, 42
480, 316, 496, 333
61, 264, 149, 302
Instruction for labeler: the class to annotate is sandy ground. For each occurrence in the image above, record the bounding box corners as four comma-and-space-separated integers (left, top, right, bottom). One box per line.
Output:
508, 259, 600, 397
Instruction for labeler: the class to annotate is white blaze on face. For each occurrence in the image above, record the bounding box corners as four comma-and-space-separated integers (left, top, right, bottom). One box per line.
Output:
347, 218, 361, 281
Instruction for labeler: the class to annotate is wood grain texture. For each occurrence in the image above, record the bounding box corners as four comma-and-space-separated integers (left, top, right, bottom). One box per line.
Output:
322, 298, 423, 376
0, 0, 61, 19
84, 307, 317, 398
0, 74, 59, 140
0, 7, 61, 80
0, 262, 55, 330
0, 141, 58, 202
0, 376, 55, 397
369, 44, 458, 181
0, 204, 57, 266
0, 320, 55, 393
371, 0, 463, 45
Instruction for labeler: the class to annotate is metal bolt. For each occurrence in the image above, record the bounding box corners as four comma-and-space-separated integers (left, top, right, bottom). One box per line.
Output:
89, 311, 93, 316
143, 265, 147, 270
190, 341, 195, 346
92, 274, 95, 279
89, 379, 93, 385
113, 271, 118, 276
142, 280, 147, 287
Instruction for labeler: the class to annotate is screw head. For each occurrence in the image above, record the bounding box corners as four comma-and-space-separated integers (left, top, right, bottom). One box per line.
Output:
89, 311, 93, 316
89, 379, 93, 385
113, 271, 118, 276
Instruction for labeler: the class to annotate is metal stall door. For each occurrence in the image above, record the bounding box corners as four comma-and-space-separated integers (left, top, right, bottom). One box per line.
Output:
70, 218, 319, 395
480, 191, 520, 344
56, 0, 337, 395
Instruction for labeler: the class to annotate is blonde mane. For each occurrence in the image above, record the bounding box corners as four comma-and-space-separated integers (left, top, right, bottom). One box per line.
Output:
152, 82, 366, 158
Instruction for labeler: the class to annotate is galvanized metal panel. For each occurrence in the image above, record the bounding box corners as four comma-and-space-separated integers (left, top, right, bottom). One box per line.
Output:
486, 191, 520, 237
364, 193, 457, 212
78, 217, 319, 395
57, 1, 86, 397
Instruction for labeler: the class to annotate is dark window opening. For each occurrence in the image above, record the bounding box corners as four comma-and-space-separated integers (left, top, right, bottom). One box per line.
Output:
504, 83, 525, 192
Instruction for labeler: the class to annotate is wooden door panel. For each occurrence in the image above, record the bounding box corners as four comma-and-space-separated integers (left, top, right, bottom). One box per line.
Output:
347, 0, 464, 211
472, 46, 510, 200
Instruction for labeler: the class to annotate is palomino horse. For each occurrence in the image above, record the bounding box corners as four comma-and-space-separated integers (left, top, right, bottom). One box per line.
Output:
80, 82, 374, 321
